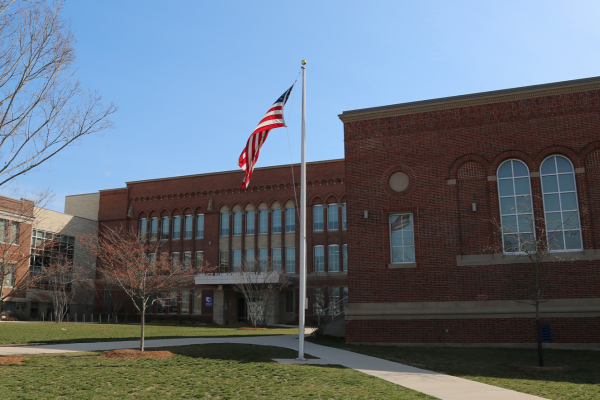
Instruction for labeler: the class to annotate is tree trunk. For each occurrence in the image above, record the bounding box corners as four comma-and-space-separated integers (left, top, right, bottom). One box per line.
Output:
140, 310, 145, 352
535, 303, 544, 367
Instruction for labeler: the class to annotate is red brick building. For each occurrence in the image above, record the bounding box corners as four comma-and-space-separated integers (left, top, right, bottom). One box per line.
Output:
340, 76, 600, 349
89, 159, 347, 324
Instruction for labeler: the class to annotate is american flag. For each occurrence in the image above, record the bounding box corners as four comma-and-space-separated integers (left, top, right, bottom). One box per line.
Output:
238, 85, 294, 189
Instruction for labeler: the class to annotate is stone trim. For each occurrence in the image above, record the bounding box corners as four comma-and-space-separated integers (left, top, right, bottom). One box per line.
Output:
338, 76, 600, 123
456, 249, 600, 266
388, 263, 417, 269
346, 298, 600, 320
575, 167, 585, 174
487, 176, 497, 181
447, 179, 456, 185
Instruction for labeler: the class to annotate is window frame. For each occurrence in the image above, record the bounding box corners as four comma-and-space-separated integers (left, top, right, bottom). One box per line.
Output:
150, 218, 158, 241
220, 213, 229, 237
272, 248, 282, 271
161, 216, 170, 240
272, 209, 282, 233
313, 245, 325, 272
285, 247, 295, 273
342, 244, 348, 272
328, 244, 340, 272
184, 215, 193, 239
388, 213, 416, 264
172, 216, 181, 240
313, 205, 324, 231
327, 204, 339, 231
246, 211, 255, 235
196, 214, 204, 238
285, 208, 295, 233
342, 203, 347, 230
233, 212, 242, 236
258, 210, 268, 234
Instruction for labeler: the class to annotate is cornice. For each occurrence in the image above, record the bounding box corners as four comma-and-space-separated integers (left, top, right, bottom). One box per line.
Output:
339, 76, 600, 123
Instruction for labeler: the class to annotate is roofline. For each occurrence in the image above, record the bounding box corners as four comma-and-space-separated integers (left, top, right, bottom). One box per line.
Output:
65, 192, 100, 198
123, 158, 345, 186
338, 75, 600, 123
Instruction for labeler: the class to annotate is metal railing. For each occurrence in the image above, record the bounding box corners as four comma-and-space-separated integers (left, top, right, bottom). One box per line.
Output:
315, 296, 348, 334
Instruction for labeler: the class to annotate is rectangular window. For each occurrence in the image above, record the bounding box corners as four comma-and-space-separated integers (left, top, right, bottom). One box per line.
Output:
312, 287, 325, 314
4, 267, 14, 286
183, 252, 192, 268
389, 214, 415, 263
285, 290, 294, 313
343, 244, 348, 272
329, 287, 340, 309
173, 216, 181, 239
233, 212, 242, 236
328, 204, 339, 230
193, 290, 202, 314
258, 249, 268, 271
196, 214, 204, 238
181, 290, 190, 314
161, 217, 170, 240
342, 203, 347, 230
195, 251, 204, 271
272, 248, 282, 271
219, 251, 228, 272
285, 248, 295, 273
10, 222, 19, 244
171, 252, 180, 266
343, 286, 348, 299
245, 249, 254, 270
184, 215, 193, 239
314, 246, 325, 272
0, 219, 7, 242
272, 209, 282, 233
285, 208, 295, 232
259, 210, 268, 234
139, 218, 148, 240
246, 211, 255, 235
156, 293, 165, 314
233, 250, 242, 272
313, 205, 324, 231
166, 290, 178, 314
220, 213, 229, 236
150, 218, 158, 240
328, 245, 340, 272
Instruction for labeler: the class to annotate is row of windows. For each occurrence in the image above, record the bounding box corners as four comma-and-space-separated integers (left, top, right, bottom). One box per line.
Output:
132, 289, 206, 315
139, 215, 204, 241
29, 230, 76, 274
313, 204, 347, 231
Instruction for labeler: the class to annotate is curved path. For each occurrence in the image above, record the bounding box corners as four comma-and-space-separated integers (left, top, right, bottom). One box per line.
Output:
0, 334, 546, 400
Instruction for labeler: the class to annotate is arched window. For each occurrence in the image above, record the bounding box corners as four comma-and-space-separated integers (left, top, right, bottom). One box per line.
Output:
497, 160, 534, 253
540, 155, 582, 251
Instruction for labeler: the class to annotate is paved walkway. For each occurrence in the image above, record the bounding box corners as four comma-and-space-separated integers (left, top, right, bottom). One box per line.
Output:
0, 335, 547, 400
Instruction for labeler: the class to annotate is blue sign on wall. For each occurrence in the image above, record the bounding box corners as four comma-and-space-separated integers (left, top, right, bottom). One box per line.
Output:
205, 295, 213, 308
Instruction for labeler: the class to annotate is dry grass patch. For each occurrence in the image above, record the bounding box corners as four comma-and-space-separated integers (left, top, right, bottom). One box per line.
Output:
98, 349, 175, 360
0, 356, 29, 365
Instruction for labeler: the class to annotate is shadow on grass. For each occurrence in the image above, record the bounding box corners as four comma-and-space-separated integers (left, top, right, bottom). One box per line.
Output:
162, 343, 319, 363
307, 336, 600, 386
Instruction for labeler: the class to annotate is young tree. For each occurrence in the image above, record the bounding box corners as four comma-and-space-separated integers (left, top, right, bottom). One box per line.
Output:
0, 0, 116, 188
232, 256, 289, 328
490, 194, 582, 367
84, 226, 212, 351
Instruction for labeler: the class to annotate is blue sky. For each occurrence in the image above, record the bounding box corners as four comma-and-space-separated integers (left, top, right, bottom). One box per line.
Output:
6, 0, 600, 211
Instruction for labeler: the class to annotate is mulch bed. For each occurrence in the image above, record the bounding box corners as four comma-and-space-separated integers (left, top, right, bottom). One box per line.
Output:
98, 349, 175, 360
237, 327, 268, 330
0, 356, 29, 365
506, 363, 572, 372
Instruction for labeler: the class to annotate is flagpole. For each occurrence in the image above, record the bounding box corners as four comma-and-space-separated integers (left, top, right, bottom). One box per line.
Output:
297, 60, 307, 360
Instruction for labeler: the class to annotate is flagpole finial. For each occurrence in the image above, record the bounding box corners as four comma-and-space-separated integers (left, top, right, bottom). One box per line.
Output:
301, 60, 306, 65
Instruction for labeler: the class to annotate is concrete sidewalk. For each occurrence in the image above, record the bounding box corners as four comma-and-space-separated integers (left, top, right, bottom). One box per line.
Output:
0, 335, 547, 400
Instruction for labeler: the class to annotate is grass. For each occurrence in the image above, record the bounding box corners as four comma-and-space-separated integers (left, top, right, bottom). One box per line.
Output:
0, 344, 435, 399
0, 322, 298, 345
308, 337, 600, 400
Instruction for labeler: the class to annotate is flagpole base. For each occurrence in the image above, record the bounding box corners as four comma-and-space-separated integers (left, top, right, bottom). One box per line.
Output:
295, 357, 307, 361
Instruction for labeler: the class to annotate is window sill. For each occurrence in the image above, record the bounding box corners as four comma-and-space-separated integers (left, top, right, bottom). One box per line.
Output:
388, 263, 417, 269
456, 249, 600, 266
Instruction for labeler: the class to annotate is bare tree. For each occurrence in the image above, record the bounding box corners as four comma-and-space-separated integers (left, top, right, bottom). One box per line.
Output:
0, 0, 116, 188
83, 226, 213, 351
232, 256, 289, 328
0, 189, 53, 314
489, 194, 582, 367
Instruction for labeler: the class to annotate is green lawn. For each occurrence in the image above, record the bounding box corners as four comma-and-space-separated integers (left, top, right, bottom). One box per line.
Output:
308, 337, 600, 400
0, 344, 435, 399
0, 322, 298, 345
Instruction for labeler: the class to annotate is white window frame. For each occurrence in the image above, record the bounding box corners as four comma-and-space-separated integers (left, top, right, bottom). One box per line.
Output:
220, 213, 229, 237
285, 208, 295, 233
313, 245, 325, 272
246, 211, 255, 235
233, 212, 242, 236
313, 205, 324, 231
161, 216, 169, 240
272, 248, 282, 271
285, 247, 295, 273
196, 214, 204, 238
389, 213, 415, 264
184, 215, 193, 239
327, 204, 339, 231
328, 244, 340, 272
172, 216, 181, 240
150, 218, 158, 241
258, 210, 268, 234
272, 209, 282, 233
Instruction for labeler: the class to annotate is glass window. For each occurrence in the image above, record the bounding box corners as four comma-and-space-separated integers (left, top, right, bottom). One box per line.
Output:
259, 210, 268, 234
193, 290, 202, 314
343, 286, 348, 299
161, 217, 169, 240
4, 267, 14, 286
219, 251, 228, 272
314, 246, 325, 272
220, 213, 229, 236
312, 287, 325, 314
272, 248, 282, 271
183, 252, 192, 268
246, 211, 255, 235
172, 216, 181, 239
272, 209, 282, 233
541, 155, 582, 251
343, 244, 348, 272
156, 293, 165, 314
171, 252, 180, 266
285, 208, 295, 232
139, 218, 147, 240
233, 212, 242, 236
232, 250, 242, 272
150, 218, 158, 241
166, 291, 178, 314
196, 214, 204, 238
328, 204, 339, 230
285, 290, 294, 313
195, 251, 204, 271
313, 205, 324, 231
184, 215, 193, 239
258, 249, 268, 272
328, 245, 340, 272
497, 160, 534, 253
0, 219, 7, 242
329, 287, 340, 310
181, 290, 190, 314
389, 214, 415, 263
342, 203, 347, 230
285, 248, 295, 273
245, 249, 254, 270
10, 222, 19, 244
